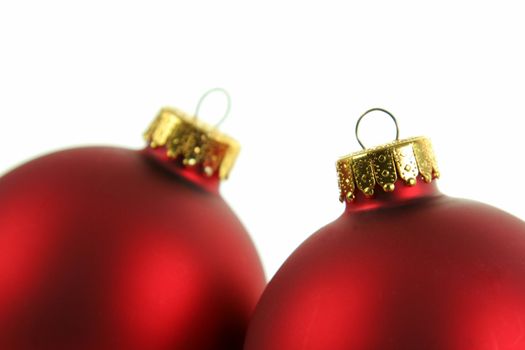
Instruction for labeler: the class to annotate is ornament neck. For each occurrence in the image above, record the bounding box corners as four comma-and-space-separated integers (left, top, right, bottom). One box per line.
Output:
344, 181, 441, 213
142, 147, 220, 194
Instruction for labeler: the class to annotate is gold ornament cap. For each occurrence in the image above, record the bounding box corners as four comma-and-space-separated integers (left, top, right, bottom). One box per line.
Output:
337, 109, 440, 203
144, 106, 240, 180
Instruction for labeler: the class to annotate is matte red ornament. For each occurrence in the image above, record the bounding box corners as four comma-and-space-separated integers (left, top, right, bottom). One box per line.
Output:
0, 107, 265, 350
245, 111, 525, 350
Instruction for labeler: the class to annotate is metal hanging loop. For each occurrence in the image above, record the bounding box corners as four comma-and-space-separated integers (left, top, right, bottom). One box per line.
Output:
194, 88, 232, 129
355, 108, 400, 149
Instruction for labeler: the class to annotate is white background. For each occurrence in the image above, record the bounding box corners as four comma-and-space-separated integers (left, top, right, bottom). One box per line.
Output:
0, 1, 524, 278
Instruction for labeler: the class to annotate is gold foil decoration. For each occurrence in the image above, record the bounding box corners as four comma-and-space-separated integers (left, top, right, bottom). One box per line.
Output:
144, 108, 240, 180
336, 137, 439, 203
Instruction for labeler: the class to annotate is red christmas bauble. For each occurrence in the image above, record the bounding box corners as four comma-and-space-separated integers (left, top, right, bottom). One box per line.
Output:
245, 136, 525, 350
0, 108, 265, 350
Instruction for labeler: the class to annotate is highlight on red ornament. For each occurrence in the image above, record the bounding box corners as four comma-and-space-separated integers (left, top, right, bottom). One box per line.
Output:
0, 89, 265, 350
244, 108, 525, 350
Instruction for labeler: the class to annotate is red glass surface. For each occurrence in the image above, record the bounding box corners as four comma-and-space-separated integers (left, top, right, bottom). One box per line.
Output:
245, 180, 525, 349
0, 146, 265, 350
